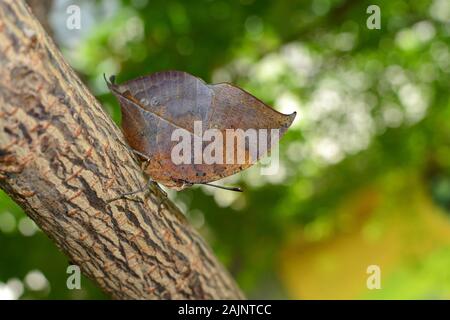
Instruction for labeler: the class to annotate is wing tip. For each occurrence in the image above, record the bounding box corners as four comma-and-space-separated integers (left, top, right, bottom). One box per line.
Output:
285, 110, 297, 127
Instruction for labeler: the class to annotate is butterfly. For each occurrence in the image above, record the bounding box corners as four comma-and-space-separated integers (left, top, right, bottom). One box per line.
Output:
105, 71, 295, 196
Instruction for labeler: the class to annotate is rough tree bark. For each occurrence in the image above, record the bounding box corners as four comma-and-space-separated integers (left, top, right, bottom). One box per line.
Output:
0, 0, 244, 299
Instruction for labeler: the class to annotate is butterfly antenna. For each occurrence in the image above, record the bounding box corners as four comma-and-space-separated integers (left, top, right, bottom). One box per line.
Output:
103, 73, 116, 87
200, 182, 243, 192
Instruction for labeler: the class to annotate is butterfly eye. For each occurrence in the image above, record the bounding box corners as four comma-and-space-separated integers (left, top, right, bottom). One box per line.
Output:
150, 97, 160, 106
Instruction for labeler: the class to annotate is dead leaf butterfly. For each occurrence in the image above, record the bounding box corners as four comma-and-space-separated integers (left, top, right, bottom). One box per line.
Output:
105, 71, 296, 196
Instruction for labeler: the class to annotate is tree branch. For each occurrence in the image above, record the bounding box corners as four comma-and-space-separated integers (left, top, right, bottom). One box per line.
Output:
0, 0, 244, 300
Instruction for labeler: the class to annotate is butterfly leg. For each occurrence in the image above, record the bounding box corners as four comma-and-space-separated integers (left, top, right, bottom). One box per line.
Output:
117, 139, 152, 161
107, 178, 154, 203
110, 140, 170, 202
176, 179, 242, 192
130, 149, 151, 162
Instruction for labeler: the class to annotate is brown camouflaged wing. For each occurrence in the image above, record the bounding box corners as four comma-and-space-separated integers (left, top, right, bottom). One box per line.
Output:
107, 71, 296, 189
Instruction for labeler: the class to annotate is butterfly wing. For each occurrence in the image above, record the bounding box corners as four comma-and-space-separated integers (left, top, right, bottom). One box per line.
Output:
108, 71, 296, 189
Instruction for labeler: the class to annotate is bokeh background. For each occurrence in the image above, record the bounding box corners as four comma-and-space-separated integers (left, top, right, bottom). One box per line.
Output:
1, 0, 449, 299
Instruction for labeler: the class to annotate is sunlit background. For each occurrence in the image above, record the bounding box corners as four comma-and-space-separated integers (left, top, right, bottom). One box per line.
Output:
0, 0, 449, 299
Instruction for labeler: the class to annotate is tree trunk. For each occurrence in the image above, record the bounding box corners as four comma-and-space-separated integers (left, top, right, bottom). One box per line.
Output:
0, 0, 244, 300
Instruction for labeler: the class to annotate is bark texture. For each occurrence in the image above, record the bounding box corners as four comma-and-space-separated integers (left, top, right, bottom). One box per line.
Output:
0, 0, 244, 300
